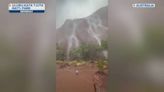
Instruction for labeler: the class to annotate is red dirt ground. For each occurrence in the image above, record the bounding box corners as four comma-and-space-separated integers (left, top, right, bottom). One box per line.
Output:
56, 65, 101, 92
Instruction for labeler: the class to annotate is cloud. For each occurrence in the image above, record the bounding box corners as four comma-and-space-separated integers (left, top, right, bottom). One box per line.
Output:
56, 0, 108, 28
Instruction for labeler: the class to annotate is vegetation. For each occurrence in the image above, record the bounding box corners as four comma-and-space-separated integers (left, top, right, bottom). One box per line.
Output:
56, 46, 66, 61
56, 40, 109, 72
56, 40, 108, 61
70, 44, 102, 61
96, 60, 108, 72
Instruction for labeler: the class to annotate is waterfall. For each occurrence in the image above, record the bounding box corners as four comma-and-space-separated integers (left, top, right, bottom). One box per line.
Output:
87, 17, 102, 46
67, 23, 79, 59
87, 16, 108, 58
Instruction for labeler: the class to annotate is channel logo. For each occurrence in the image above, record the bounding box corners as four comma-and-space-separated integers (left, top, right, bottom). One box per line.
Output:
132, 3, 155, 8
8, 3, 45, 13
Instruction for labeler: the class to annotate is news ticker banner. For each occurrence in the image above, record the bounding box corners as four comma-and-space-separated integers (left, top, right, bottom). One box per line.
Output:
8, 3, 45, 13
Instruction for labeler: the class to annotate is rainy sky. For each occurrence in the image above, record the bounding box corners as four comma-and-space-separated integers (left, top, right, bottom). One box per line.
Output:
56, 0, 108, 28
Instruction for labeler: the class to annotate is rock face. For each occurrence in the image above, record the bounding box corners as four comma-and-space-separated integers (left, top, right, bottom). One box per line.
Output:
56, 6, 108, 51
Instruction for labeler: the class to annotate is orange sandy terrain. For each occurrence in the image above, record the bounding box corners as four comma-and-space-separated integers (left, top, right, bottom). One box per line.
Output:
56, 65, 100, 92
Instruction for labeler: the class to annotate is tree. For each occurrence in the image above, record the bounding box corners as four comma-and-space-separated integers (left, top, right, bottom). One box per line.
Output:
56, 45, 66, 60
100, 40, 108, 50
70, 44, 102, 61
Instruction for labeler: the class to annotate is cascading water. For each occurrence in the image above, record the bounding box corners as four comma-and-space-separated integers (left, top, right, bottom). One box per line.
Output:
87, 17, 102, 46
67, 23, 80, 59
86, 16, 108, 58
66, 15, 109, 60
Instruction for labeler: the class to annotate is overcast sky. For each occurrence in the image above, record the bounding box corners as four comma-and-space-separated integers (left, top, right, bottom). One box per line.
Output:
56, 0, 108, 28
